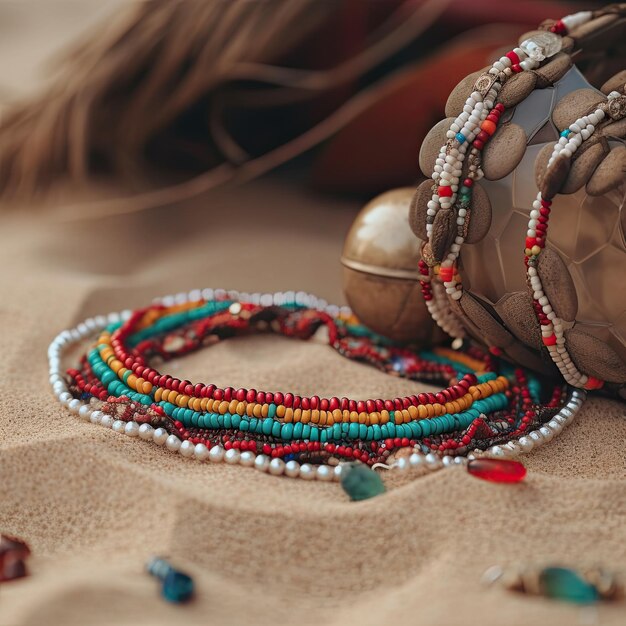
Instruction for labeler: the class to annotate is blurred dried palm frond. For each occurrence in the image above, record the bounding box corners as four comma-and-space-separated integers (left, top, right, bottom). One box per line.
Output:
0, 0, 449, 203
0, 0, 583, 212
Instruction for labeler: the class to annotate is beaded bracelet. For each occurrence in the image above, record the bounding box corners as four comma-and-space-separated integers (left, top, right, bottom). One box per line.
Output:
49, 289, 585, 480
416, 7, 626, 392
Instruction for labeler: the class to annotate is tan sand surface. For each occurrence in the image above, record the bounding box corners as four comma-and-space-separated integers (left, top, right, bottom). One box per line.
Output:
0, 179, 625, 625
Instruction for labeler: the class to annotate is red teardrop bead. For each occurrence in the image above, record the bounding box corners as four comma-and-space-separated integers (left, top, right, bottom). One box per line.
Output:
467, 459, 527, 483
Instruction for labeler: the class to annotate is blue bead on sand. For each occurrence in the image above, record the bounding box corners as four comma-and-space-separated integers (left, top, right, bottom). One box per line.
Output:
146, 557, 194, 603
539, 567, 599, 604
340, 463, 386, 501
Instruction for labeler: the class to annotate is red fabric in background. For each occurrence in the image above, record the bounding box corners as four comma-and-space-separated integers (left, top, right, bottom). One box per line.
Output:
288, 0, 579, 193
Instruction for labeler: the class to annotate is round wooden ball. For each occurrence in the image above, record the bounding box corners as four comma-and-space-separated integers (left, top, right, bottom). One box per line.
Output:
341, 188, 443, 344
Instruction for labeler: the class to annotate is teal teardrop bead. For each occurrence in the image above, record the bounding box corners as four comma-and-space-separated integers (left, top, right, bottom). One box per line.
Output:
539, 567, 599, 604
162, 570, 195, 603
340, 463, 386, 501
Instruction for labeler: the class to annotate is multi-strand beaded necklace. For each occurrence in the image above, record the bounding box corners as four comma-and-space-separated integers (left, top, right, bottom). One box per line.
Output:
49, 289, 585, 481
48, 10, 618, 481
416, 8, 626, 390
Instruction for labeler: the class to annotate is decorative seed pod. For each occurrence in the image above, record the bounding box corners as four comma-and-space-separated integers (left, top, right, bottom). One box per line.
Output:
586, 145, 626, 195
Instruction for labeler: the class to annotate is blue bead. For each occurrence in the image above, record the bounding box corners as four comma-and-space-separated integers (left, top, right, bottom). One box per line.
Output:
539, 567, 599, 604
271, 421, 281, 437
162, 570, 194, 603
410, 421, 422, 438
560, 129, 571, 137
390, 355, 404, 373
101, 371, 115, 385
455, 132, 466, 143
